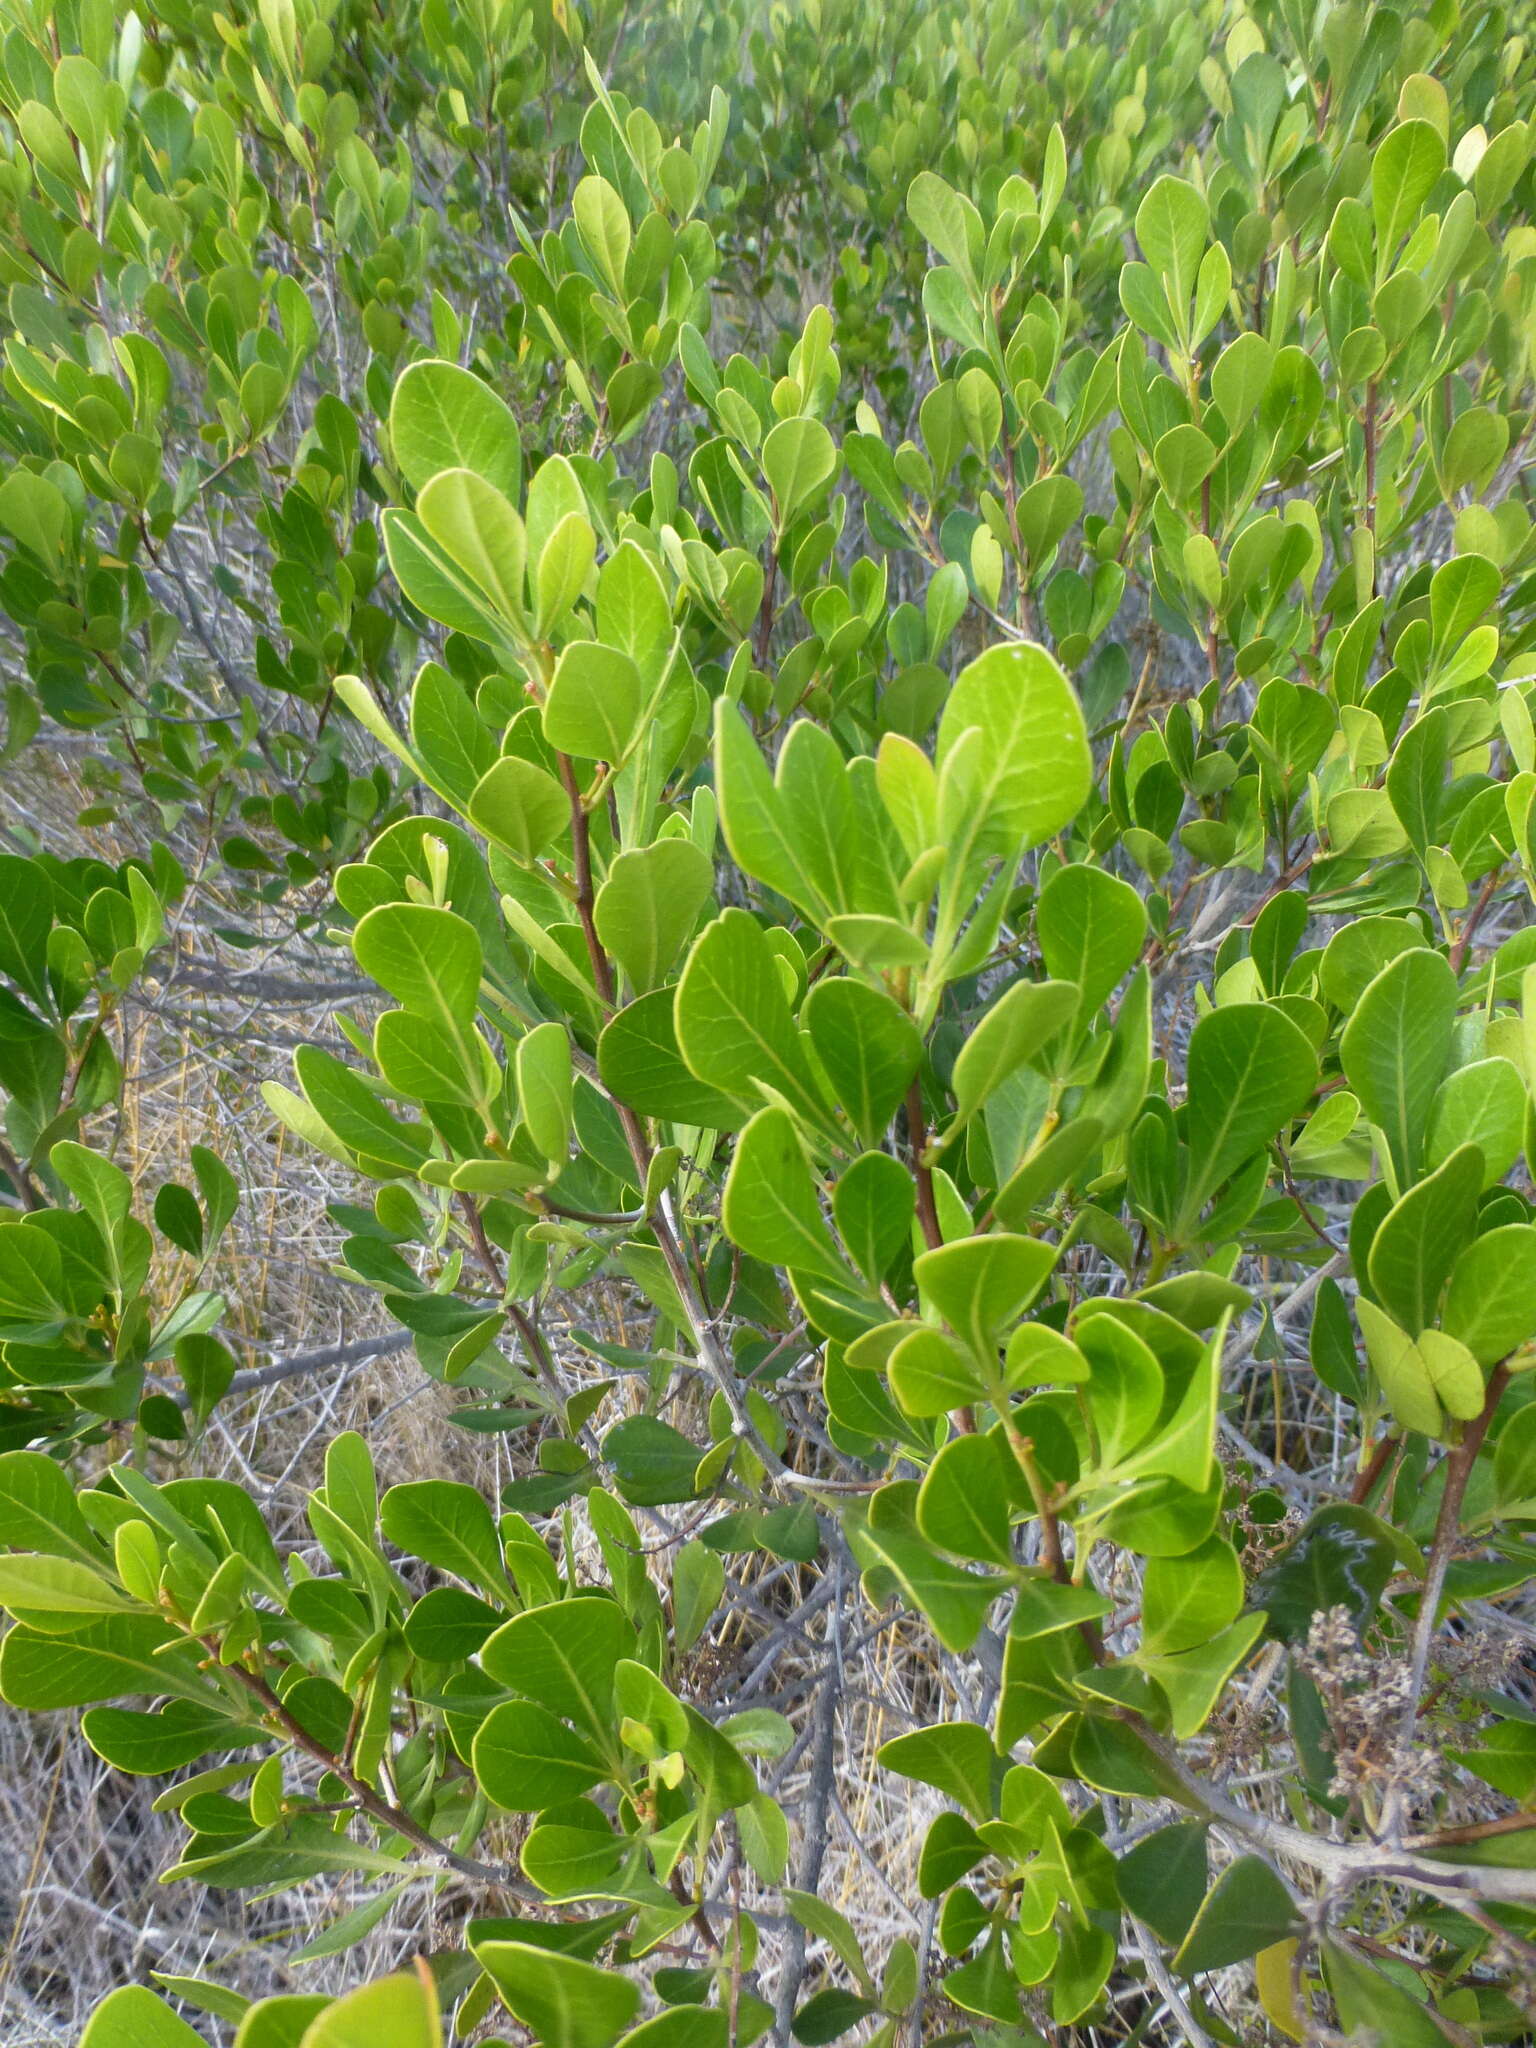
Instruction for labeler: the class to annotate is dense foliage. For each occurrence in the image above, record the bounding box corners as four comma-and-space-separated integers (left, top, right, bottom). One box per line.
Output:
3, 0, 1536, 2040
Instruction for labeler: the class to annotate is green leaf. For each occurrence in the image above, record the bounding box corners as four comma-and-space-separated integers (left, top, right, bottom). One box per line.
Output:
598, 540, 672, 683
1426, 1058, 1526, 1184
390, 357, 522, 500
0, 1615, 206, 1707
80, 1987, 207, 2048
846, 1517, 1001, 1651
1135, 175, 1209, 307
1154, 423, 1218, 501
479, 1596, 636, 1746
1036, 865, 1147, 1027
0, 470, 69, 568
1172, 1856, 1298, 1977
1494, 1400, 1536, 1509
0, 1553, 130, 1623
722, 1106, 846, 1281
1141, 1536, 1243, 1654
1180, 1003, 1316, 1224
1433, 1056, 1531, 1187
294, 1046, 429, 1170
1385, 708, 1448, 857
0, 855, 53, 1008
1077, 1313, 1162, 1472
675, 910, 832, 1131
1140, 1614, 1268, 1737
572, 174, 631, 297
403, 1585, 500, 1661
416, 469, 527, 625
535, 511, 596, 638
714, 702, 832, 922
150, 1974, 251, 2025
951, 979, 1077, 1119
297, 1973, 442, 2047
1416, 1328, 1486, 1423
791, 1991, 880, 2045
913, 1234, 1057, 1357
1444, 1224, 1536, 1364
906, 172, 982, 286
469, 755, 570, 862
517, 1021, 574, 1168
374, 1010, 489, 1109
1357, 1297, 1445, 1436
1051, 1913, 1115, 2026
671, 1540, 724, 1652
783, 1890, 873, 1993
1116, 1822, 1208, 1944
1211, 331, 1274, 431
474, 1943, 640, 2048
239, 1995, 341, 2044
598, 989, 742, 1128
604, 1415, 704, 1506
0, 1449, 103, 1565
801, 979, 922, 1146
682, 1698, 757, 1816
594, 841, 714, 994
379, 1481, 512, 1601
916, 1433, 1015, 1566
383, 508, 516, 645
1323, 1940, 1453, 2047
943, 1930, 1020, 2024
353, 903, 482, 1029
1340, 949, 1457, 1183
1368, 1143, 1482, 1334
1431, 553, 1501, 652
761, 417, 838, 529
474, 1700, 609, 1810
833, 1152, 915, 1285
935, 643, 1091, 863
288, 1884, 416, 1964
1251, 1504, 1405, 1644
917, 1810, 985, 1897
887, 1326, 986, 1415
543, 641, 644, 762
1372, 120, 1446, 261
622, 2017, 728, 2048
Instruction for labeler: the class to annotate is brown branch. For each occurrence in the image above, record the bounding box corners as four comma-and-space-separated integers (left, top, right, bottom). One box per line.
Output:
207, 1641, 539, 1899
557, 751, 616, 1008
552, 746, 786, 1477
1416, 1810, 1536, 1850
1448, 866, 1503, 978
754, 546, 778, 668
1395, 1364, 1512, 1783
0, 1136, 43, 1212
1349, 1432, 1400, 1506
903, 1078, 942, 1252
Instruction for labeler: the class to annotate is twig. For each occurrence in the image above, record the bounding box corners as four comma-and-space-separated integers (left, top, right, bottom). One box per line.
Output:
1389, 1363, 1512, 1828
772, 1557, 842, 2048
169, 1329, 415, 1409
207, 1642, 541, 1900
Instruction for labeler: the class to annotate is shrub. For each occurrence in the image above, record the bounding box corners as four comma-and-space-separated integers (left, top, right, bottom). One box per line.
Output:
2, 0, 1536, 2042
